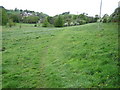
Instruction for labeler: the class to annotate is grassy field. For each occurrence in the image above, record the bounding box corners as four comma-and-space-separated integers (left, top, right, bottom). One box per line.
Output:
2, 23, 120, 88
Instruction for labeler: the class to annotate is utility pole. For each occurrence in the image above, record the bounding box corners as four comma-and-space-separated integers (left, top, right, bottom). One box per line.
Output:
77, 11, 79, 15
98, 0, 102, 30
99, 0, 102, 19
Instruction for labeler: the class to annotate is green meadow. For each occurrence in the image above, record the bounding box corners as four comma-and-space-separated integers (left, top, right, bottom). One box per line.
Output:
2, 23, 119, 88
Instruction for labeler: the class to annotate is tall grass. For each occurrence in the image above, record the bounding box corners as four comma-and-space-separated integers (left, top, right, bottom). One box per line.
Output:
2, 23, 119, 88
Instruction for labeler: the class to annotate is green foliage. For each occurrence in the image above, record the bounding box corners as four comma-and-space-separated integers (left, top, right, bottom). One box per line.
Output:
110, 7, 120, 22
8, 19, 15, 27
42, 18, 50, 27
77, 20, 86, 25
63, 13, 96, 27
5, 8, 48, 24
8, 14, 22, 23
94, 15, 99, 22
47, 16, 54, 24
1, 6, 118, 28
36, 12, 48, 19
103, 18, 107, 23
87, 16, 95, 23
54, 15, 64, 27
0, 8, 8, 25
62, 12, 70, 15
78, 14, 86, 20
73, 15, 78, 20
102, 14, 109, 23
23, 16, 39, 24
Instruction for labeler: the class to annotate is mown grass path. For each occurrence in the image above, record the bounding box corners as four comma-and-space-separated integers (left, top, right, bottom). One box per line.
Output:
2, 23, 119, 88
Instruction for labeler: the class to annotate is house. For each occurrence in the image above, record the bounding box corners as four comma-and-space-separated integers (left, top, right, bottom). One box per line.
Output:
21, 12, 33, 17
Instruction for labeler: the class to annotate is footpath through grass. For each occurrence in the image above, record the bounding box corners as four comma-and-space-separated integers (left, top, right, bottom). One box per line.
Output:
2, 23, 119, 88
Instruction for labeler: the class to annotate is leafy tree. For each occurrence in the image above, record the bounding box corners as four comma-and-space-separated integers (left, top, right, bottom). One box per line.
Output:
42, 18, 50, 27
8, 19, 15, 27
47, 16, 54, 24
23, 16, 39, 23
62, 12, 70, 15
14, 8, 19, 12
54, 15, 64, 27
102, 14, 109, 23
87, 16, 95, 23
0, 7, 8, 25
9, 14, 22, 23
20, 9, 23, 13
63, 14, 73, 25
38, 12, 48, 20
110, 7, 120, 22
94, 15, 99, 22
78, 14, 85, 19
73, 15, 78, 20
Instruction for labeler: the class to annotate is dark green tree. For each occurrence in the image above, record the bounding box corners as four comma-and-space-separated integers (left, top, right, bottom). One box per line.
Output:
102, 14, 109, 23
62, 12, 70, 15
94, 15, 99, 22
9, 14, 22, 23
110, 7, 120, 22
73, 15, 78, 20
42, 18, 50, 27
54, 15, 64, 27
14, 8, 19, 12
8, 19, 15, 27
47, 16, 54, 24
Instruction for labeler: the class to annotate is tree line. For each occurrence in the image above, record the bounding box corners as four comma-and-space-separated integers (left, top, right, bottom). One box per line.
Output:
0, 6, 119, 27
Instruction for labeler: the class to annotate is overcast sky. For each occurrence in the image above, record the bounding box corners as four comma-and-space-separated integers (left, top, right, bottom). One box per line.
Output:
0, 0, 119, 16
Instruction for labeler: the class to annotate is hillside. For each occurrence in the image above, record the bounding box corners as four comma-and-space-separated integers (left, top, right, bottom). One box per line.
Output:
2, 23, 119, 88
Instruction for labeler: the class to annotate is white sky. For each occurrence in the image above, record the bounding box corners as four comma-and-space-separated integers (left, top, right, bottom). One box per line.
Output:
0, 0, 119, 16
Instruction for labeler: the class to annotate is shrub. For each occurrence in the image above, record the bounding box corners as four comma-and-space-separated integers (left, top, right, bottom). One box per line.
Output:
77, 20, 86, 25
54, 15, 64, 27
103, 18, 107, 23
42, 18, 50, 27
8, 19, 15, 27
64, 22, 69, 26
102, 14, 109, 23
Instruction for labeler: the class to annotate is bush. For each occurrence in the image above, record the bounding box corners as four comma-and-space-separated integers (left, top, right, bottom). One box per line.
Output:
103, 18, 107, 23
8, 19, 15, 27
42, 18, 50, 27
77, 20, 86, 25
54, 15, 64, 27
102, 14, 109, 23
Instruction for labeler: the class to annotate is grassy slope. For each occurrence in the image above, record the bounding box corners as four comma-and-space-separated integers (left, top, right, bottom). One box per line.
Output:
2, 23, 119, 88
